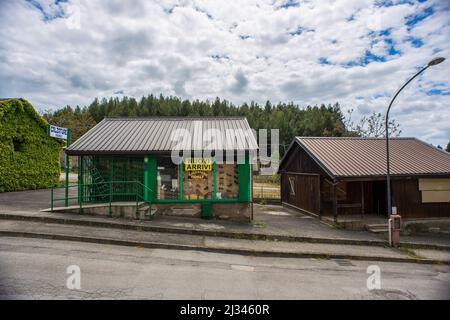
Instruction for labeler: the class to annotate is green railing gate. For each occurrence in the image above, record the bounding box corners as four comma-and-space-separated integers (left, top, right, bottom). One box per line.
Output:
52, 155, 152, 220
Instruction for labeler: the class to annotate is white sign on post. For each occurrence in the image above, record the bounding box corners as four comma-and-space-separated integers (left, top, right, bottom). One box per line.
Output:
49, 125, 68, 140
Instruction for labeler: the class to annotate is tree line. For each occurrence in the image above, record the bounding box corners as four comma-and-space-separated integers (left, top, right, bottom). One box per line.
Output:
42, 93, 411, 155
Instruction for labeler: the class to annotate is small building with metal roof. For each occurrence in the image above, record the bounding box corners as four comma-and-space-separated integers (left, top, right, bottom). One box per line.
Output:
54, 117, 258, 222
278, 137, 450, 222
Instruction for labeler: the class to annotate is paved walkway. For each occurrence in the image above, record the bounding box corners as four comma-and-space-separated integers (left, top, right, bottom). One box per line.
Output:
59, 172, 78, 182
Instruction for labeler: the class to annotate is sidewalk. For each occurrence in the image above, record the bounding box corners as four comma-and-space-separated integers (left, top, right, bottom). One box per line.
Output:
0, 219, 448, 264
1, 189, 449, 261
1, 206, 449, 250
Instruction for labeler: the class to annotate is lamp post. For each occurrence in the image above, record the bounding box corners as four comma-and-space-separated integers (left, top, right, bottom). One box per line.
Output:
385, 57, 445, 220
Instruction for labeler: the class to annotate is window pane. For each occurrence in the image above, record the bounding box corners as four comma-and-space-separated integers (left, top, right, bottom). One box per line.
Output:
184, 169, 213, 200
216, 164, 238, 199
157, 157, 179, 200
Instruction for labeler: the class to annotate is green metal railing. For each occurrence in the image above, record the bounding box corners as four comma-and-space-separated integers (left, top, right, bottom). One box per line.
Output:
51, 180, 153, 220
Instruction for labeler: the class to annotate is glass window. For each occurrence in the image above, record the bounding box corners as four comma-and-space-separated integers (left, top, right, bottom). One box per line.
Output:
157, 157, 179, 200
216, 164, 238, 199
183, 158, 213, 200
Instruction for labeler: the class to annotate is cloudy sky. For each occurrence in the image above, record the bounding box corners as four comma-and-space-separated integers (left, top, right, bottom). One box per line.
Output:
0, 0, 449, 146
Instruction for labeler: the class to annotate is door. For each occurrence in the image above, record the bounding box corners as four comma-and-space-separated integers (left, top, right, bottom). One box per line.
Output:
372, 180, 387, 216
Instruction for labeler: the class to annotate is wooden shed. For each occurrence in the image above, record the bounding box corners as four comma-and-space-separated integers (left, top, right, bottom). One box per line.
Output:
278, 137, 450, 222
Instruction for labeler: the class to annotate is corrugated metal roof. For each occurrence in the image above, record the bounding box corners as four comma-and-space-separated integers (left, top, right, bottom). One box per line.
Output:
66, 117, 258, 155
283, 137, 450, 178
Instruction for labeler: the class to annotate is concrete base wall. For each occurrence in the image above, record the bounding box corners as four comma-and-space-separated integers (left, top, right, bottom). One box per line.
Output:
155, 203, 201, 218
212, 202, 251, 222
57, 203, 138, 219
155, 202, 251, 222
53, 201, 251, 222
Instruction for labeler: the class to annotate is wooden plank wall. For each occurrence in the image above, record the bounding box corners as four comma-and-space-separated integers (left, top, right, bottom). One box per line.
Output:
281, 173, 320, 215
392, 179, 450, 218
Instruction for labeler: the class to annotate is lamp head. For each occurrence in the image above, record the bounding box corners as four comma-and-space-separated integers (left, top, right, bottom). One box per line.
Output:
428, 57, 445, 66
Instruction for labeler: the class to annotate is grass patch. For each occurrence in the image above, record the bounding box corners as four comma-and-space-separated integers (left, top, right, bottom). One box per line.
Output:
251, 220, 267, 228
398, 247, 422, 259
332, 222, 346, 229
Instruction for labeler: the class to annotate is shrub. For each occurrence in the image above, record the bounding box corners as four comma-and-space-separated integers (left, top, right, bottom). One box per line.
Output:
0, 98, 64, 192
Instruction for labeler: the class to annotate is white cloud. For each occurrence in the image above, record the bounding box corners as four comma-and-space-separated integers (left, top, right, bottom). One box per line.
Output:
0, 0, 449, 146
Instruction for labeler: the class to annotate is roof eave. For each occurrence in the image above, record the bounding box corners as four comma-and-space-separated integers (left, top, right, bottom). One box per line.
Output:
278, 138, 336, 179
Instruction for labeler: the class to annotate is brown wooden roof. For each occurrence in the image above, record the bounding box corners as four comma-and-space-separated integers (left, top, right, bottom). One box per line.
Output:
280, 137, 450, 179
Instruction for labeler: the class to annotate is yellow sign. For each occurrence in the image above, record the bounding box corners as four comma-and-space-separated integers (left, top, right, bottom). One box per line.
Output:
188, 171, 209, 180
184, 158, 212, 171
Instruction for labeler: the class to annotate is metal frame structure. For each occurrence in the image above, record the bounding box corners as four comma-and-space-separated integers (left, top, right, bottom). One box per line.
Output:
52, 153, 252, 219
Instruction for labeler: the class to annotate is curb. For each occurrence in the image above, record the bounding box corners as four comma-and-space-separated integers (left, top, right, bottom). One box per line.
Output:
0, 213, 449, 252
0, 213, 387, 246
1, 230, 448, 265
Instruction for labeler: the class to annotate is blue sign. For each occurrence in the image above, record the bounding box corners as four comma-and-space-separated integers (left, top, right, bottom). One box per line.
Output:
49, 125, 68, 140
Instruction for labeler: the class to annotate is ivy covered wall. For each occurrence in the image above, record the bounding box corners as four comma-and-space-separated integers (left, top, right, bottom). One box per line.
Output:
0, 98, 63, 192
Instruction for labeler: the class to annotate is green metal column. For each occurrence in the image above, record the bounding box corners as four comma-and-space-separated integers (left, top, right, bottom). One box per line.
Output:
238, 153, 251, 202
64, 128, 70, 207
78, 155, 83, 214
212, 159, 216, 201
108, 158, 114, 216
179, 160, 184, 200
144, 156, 149, 201
144, 156, 157, 201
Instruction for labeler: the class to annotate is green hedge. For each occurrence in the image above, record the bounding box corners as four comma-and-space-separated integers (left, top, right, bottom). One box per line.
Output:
0, 98, 64, 192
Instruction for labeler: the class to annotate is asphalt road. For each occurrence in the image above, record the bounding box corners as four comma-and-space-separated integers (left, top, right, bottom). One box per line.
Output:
0, 237, 449, 300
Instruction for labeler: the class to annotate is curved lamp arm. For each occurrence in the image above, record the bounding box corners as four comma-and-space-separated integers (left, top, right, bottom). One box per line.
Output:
385, 57, 445, 219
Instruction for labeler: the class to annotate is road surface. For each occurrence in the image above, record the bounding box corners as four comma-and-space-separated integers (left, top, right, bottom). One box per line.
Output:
0, 237, 449, 299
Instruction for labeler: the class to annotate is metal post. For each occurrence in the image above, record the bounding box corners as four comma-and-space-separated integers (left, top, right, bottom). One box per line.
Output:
179, 160, 184, 200
79, 155, 83, 214
109, 183, 112, 217
386, 117, 391, 218
385, 64, 432, 219
144, 156, 149, 201
109, 159, 113, 217
135, 194, 139, 220
64, 128, 70, 207
332, 181, 338, 224
383, 58, 446, 246
250, 162, 254, 221
213, 159, 216, 201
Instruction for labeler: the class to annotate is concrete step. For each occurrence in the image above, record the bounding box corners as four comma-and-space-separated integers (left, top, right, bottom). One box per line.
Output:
368, 228, 388, 234
367, 223, 388, 228
140, 207, 157, 216
365, 223, 388, 233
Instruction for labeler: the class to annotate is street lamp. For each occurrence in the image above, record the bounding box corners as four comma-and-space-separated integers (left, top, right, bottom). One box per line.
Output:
385, 57, 445, 220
